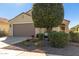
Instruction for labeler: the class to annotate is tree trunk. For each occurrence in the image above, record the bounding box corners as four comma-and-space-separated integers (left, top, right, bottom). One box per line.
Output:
47, 27, 52, 32
39, 28, 42, 33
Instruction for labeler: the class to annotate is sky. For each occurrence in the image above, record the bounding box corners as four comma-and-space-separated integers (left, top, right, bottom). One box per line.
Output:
0, 3, 32, 19
64, 3, 79, 28
0, 3, 79, 28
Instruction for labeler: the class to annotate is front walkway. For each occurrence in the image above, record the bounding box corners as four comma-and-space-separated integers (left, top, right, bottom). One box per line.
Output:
0, 36, 31, 48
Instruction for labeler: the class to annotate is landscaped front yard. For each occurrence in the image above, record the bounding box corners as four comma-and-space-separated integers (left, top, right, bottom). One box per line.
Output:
2, 39, 79, 56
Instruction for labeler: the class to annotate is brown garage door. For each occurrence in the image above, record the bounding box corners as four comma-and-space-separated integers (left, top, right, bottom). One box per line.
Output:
13, 23, 35, 37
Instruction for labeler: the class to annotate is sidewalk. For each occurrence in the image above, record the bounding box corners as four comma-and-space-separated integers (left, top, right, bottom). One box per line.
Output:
0, 49, 46, 56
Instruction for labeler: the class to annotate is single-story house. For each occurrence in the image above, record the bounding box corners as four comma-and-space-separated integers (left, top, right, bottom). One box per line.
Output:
9, 10, 70, 37
70, 25, 79, 33
0, 17, 9, 33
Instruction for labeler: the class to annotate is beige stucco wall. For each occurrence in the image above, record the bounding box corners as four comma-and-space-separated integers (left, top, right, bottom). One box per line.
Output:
65, 25, 69, 33
9, 24, 13, 36
52, 27, 60, 32
9, 13, 34, 36
62, 20, 70, 33
35, 21, 70, 34
0, 22, 9, 35
9, 13, 33, 24
35, 27, 61, 35
35, 28, 46, 35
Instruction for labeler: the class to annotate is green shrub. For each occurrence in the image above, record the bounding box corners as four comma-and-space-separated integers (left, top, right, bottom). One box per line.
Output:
0, 31, 8, 37
36, 33, 44, 40
48, 31, 70, 48
70, 31, 79, 43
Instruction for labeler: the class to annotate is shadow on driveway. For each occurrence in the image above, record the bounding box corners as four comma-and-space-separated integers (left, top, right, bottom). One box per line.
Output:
1, 37, 29, 44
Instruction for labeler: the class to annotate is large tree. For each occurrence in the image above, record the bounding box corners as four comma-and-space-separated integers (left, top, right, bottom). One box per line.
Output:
32, 3, 64, 32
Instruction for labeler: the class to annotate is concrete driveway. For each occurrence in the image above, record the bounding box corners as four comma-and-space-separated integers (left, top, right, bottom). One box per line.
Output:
0, 37, 46, 56
0, 49, 45, 56
0, 36, 31, 48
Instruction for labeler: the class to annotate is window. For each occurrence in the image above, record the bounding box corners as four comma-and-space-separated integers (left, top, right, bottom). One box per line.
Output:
61, 27, 65, 30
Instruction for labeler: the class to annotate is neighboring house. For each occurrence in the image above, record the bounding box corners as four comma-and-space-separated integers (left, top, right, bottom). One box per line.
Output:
70, 25, 79, 33
9, 10, 70, 37
0, 17, 9, 34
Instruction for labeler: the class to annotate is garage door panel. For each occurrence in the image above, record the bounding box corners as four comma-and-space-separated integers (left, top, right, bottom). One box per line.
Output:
13, 23, 35, 37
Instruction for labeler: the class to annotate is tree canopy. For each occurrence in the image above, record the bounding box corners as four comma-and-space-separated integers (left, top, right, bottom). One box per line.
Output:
32, 3, 64, 31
